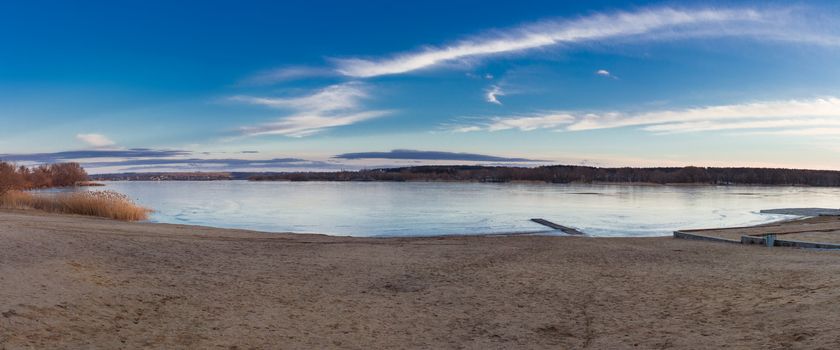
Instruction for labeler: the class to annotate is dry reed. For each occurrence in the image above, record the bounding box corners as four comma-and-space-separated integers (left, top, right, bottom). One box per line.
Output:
0, 190, 151, 221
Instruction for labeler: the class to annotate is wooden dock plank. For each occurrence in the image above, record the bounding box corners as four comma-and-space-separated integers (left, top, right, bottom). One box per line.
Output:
530, 218, 585, 235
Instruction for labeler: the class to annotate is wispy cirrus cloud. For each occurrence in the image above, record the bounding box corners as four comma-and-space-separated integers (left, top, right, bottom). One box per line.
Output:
332, 7, 772, 78
568, 97, 840, 131
239, 66, 336, 85
247, 6, 840, 81
449, 97, 840, 135
451, 113, 576, 132
230, 82, 366, 111
231, 82, 392, 137
643, 118, 840, 134
239, 111, 391, 138
736, 128, 840, 137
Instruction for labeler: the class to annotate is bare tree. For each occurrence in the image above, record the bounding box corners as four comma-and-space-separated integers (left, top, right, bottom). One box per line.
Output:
0, 162, 21, 196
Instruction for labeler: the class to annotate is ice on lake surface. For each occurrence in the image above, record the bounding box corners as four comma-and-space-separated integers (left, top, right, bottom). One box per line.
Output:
79, 181, 840, 237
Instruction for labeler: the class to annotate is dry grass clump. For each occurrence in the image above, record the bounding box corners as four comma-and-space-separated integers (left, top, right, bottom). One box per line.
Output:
0, 190, 151, 221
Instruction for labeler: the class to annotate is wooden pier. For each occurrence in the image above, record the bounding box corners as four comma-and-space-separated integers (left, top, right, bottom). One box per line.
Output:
530, 218, 585, 235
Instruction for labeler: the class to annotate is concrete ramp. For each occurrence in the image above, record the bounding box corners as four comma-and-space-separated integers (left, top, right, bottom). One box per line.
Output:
760, 208, 840, 216
674, 215, 840, 250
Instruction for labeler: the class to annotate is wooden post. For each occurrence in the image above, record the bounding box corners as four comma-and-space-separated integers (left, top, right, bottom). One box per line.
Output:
765, 234, 776, 247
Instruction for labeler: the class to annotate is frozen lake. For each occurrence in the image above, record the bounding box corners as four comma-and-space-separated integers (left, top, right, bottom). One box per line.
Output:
80, 181, 840, 237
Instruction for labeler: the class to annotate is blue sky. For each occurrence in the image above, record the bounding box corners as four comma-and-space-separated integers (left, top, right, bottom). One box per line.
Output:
2, 0, 840, 173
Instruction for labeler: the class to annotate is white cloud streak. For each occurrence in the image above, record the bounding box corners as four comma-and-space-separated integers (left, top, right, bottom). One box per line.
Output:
450, 97, 840, 135
568, 97, 840, 131
736, 128, 840, 137
240, 111, 390, 137
643, 118, 840, 134
76, 133, 115, 147
452, 113, 576, 132
333, 8, 765, 77
231, 82, 392, 137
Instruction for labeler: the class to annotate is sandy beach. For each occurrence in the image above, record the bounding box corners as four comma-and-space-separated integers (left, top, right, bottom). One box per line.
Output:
3, 210, 840, 349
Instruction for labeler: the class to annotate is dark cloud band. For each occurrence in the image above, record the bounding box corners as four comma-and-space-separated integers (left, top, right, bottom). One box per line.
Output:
0, 149, 190, 163
334, 149, 542, 162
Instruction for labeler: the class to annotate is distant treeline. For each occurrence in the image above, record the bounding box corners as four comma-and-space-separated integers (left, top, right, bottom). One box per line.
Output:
0, 162, 88, 195
248, 165, 840, 187
92, 172, 235, 181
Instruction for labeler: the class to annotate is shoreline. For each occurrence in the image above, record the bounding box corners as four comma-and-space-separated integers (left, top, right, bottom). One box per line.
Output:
3, 199, 803, 239
93, 178, 840, 188
4, 209, 840, 348
130, 215, 797, 239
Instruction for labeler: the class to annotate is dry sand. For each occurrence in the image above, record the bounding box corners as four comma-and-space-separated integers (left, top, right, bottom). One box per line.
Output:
3, 209, 840, 349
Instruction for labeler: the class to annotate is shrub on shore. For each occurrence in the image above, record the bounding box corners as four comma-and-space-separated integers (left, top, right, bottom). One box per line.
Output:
0, 161, 89, 196
0, 190, 151, 221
